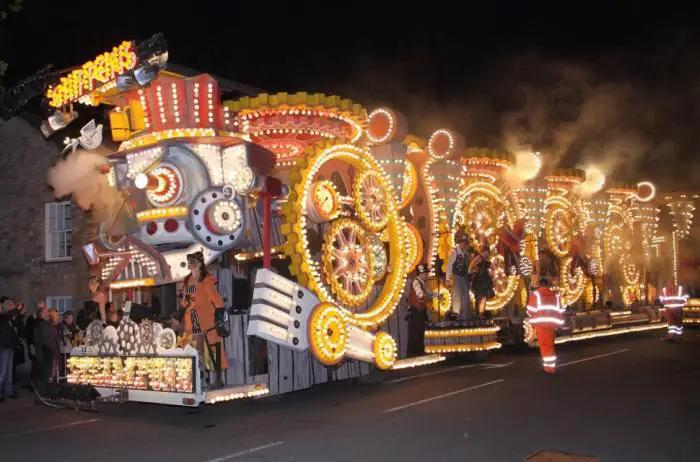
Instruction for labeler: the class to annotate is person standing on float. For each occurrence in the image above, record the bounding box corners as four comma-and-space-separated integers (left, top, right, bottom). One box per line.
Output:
526, 277, 565, 374
446, 234, 473, 321
659, 285, 687, 341
182, 251, 229, 375
407, 264, 440, 357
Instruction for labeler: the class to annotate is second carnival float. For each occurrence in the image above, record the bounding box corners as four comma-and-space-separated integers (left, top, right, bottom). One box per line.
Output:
39, 34, 694, 407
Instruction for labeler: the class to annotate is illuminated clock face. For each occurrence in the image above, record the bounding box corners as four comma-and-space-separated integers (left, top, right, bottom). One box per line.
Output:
312, 181, 339, 221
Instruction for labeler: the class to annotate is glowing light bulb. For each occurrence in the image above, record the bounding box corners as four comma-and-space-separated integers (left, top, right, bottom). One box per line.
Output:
134, 173, 149, 190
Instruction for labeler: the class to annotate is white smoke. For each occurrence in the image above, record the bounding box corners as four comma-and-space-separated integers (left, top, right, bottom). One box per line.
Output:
47, 148, 124, 224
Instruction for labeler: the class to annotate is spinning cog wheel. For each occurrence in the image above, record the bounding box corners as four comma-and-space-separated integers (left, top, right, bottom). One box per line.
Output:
354, 170, 391, 232
322, 219, 375, 307
281, 141, 409, 329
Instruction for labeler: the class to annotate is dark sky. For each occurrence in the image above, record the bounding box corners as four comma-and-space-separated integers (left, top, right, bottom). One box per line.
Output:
3, 1, 700, 189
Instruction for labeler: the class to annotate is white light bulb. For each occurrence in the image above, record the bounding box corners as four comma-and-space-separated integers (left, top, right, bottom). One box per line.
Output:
134, 173, 149, 190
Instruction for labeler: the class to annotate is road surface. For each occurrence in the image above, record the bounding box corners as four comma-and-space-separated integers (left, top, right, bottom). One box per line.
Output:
1, 331, 698, 461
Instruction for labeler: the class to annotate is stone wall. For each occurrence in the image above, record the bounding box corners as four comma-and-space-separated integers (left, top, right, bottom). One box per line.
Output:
0, 116, 93, 313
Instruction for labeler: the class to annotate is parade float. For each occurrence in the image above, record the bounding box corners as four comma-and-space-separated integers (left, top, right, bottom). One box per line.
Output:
411, 142, 671, 348
47, 36, 445, 407
41, 34, 689, 407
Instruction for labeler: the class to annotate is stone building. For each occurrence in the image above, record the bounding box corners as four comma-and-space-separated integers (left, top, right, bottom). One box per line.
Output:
0, 114, 94, 313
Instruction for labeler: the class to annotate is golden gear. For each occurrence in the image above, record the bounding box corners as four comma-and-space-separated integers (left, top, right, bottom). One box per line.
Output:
307, 302, 348, 366
372, 331, 397, 370
281, 141, 409, 329
404, 221, 423, 273
353, 169, 391, 232
322, 218, 375, 307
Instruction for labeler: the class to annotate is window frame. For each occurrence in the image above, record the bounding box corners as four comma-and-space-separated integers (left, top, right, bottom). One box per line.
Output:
44, 201, 73, 262
46, 296, 73, 314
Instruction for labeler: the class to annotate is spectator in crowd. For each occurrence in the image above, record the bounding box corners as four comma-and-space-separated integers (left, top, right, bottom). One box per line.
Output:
34, 305, 57, 398
8, 300, 27, 395
24, 301, 44, 391
0, 298, 19, 402
57, 311, 80, 382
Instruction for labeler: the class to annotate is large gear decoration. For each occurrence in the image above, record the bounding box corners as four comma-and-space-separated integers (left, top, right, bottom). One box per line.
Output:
322, 218, 375, 307
353, 170, 391, 232
281, 141, 409, 329
454, 182, 519, 311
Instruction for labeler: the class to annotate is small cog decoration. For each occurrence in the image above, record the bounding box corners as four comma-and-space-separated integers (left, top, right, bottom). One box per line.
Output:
373, 332, 397, 370
307, 303, 348, 366
117, 319, 141, 355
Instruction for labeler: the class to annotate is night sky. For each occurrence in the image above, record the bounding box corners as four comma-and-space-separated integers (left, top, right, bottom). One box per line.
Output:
3, 1, 700, 189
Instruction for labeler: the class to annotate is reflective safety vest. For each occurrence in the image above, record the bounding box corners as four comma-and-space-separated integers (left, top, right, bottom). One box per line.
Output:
659, 286, 688, 309
526, 287, 565, 326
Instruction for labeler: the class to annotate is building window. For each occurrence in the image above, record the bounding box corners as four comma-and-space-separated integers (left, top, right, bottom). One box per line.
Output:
45, 201, 72, 262
46, 296, 73, 314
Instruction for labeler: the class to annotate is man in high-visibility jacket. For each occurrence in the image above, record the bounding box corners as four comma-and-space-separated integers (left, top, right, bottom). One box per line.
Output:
659, 285, 688, 341
527, 277, 565, 373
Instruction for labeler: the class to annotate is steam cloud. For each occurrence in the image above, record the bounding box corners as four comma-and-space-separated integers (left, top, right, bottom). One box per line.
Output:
47, 148, 124, 224
331, 26, 700, 191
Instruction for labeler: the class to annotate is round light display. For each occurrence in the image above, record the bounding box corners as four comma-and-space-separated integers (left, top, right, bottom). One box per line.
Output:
189, 188, 246, 250
428, 129, 457, 161
206, 200, 242, 235
366, 108, 397, 145
146, 164, 183, 207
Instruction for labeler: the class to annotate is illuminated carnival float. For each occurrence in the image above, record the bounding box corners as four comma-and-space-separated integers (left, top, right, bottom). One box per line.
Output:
412, 136, 672, 347
42, 35, 690, 407
46, 37, 448, 407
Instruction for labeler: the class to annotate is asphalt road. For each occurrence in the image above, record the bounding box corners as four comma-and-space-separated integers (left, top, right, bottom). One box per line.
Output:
1, 330, 698, 462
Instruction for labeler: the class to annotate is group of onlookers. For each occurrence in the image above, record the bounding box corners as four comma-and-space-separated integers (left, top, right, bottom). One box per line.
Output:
0, 297, 80, 403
